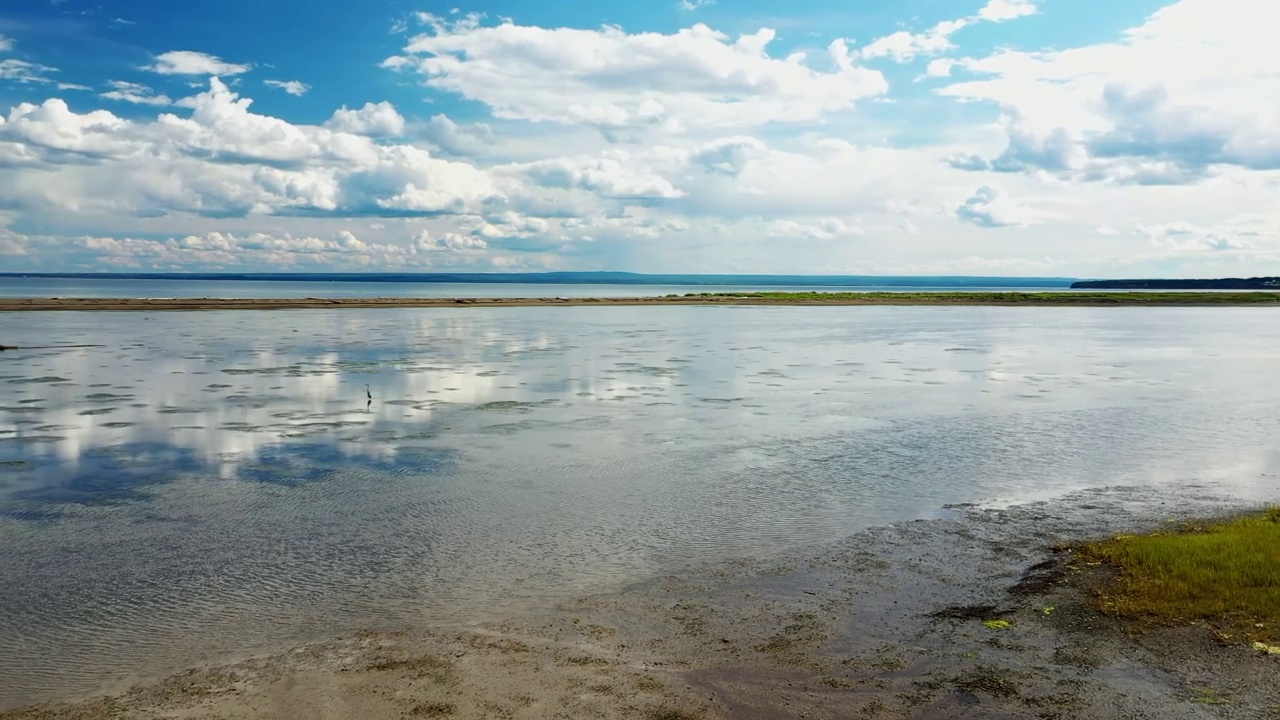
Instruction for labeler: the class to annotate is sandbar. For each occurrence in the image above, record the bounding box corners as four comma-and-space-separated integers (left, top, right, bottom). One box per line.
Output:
3, 291, 1280, 312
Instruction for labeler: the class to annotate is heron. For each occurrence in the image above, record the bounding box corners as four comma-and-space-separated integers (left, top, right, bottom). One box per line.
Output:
365, 384, 372, 401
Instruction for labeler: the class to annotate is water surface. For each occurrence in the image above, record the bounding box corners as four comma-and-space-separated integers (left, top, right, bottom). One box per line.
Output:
0, 277, 1066, 299
2, 306, 1279, 707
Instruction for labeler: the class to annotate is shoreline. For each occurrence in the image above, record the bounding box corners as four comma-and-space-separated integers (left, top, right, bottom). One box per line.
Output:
6, 485, 1278, 719
4, 291, 1280, 311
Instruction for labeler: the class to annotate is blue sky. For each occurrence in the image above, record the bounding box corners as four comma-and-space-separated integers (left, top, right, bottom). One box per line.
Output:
0, 0, 1276, 276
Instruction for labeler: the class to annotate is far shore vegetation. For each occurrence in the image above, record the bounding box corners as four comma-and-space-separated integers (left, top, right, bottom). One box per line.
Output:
667, 291, 1280, 304
1077, 508, 1280, 645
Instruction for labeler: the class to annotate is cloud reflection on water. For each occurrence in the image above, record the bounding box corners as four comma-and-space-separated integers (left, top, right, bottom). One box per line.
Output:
2, 306, 1280, 706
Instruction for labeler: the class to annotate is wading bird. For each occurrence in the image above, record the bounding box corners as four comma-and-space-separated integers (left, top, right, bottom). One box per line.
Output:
365, 384, 372, 401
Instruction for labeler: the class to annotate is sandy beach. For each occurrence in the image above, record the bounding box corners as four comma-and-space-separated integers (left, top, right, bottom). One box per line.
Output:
5, 485, 1277, 720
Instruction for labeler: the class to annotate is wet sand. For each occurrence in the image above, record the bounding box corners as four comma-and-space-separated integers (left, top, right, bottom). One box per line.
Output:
6, 485, 1277, 719
3, 292, 1280, 312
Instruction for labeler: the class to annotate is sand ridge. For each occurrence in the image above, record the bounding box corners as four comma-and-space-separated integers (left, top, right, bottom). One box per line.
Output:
4, 292, 1280, 312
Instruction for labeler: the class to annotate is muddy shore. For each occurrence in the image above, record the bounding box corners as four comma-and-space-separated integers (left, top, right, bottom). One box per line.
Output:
5, 485, 1277, 719
3, 292, 1280, 312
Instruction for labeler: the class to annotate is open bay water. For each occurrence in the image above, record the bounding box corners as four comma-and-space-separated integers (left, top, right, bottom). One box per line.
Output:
2, 305, 1280, 707
0, 276, 1070, 299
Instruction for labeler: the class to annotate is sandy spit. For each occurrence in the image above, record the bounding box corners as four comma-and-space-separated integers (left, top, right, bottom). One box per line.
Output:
2, 295, 1280, 312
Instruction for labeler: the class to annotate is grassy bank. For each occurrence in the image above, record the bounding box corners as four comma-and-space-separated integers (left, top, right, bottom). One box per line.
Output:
1079, 508, 1280, 643
674, 291, 1280, 304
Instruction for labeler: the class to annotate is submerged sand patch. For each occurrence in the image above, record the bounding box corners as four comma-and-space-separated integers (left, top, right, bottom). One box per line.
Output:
5, 486, 1279, 719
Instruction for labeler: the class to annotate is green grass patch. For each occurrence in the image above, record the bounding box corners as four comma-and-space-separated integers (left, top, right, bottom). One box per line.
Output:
1079, 508, 1280, 641
681, 291, 1280, 304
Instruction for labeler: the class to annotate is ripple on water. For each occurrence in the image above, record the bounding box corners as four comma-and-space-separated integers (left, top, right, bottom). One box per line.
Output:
84, 393, 133, 403
478, 421, 546, 435
223, 394, 292, 408
222, 366, 302, 376
157, 406, 203, 414
473, 400, 540, 412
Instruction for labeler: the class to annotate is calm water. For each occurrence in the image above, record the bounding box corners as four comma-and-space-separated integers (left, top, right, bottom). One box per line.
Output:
2, 306, 1280, 706
0, 277, 1067, 299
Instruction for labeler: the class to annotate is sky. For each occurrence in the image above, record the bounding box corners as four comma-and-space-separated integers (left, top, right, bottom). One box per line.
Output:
0, 0, 1276, 277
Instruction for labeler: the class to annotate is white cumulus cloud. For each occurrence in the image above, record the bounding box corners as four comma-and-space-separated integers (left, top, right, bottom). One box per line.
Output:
145, 51, 251, 76
861, 0, 1039, 64
100, 80, 173, 106
0, 59, 57, 84
977, 0, 1039, 22
955, 185, 1055, 228
861, 19, 968, 63
0, 79, 505, 217
925, 58, 958, 78
416, 114, 494, 156
264, 79, 310, 96
512, 151, 686, 199
325, 101, 407, 137
415, 229, 489, 252
383, 17, 887, 131
941, 0, 1280, 183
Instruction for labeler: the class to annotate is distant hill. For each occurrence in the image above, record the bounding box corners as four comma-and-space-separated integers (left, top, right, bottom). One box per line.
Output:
1072, 277, 1280, 290
0, 272, 1077, 288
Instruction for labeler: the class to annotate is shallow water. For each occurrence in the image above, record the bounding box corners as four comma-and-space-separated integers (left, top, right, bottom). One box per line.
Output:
2, 306, 1279, 707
